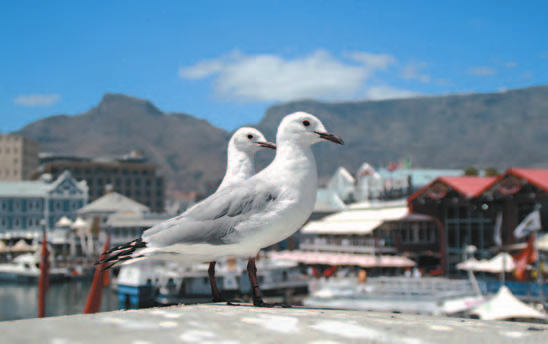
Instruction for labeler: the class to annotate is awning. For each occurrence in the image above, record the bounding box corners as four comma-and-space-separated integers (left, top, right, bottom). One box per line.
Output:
470, 286, 547, 321
269, 251, 416, 268
301, 200, 410, 235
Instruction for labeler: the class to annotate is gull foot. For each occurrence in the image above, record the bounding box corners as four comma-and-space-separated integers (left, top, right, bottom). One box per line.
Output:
212, 297, 241, 306
252, 299, 292, 308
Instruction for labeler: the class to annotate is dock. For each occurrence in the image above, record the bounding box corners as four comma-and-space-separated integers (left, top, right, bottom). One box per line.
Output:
1, 304, 547, 343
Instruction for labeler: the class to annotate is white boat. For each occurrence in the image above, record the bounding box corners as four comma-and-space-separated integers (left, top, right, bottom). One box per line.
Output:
0, 253, 70, 283
304, 276, 487, 316
115, 256, 311, 307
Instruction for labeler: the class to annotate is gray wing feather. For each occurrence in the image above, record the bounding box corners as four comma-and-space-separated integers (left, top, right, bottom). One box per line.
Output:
142, 181, 278, 248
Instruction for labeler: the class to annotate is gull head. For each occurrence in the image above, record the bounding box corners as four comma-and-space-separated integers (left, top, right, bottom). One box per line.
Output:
230, 127, 276, 154
277, 111, 344, 146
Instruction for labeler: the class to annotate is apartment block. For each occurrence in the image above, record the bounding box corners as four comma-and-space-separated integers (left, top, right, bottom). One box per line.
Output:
0, 134, 40, 180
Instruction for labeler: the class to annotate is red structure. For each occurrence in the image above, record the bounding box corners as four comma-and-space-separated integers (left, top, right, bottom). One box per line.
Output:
37, 230, 50, 318
407, 168, 548, 276
83, 233, 110, 314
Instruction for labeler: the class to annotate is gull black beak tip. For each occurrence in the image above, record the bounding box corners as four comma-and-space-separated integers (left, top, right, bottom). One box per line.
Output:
258, 141, 277, 150
315, 132, 344, 145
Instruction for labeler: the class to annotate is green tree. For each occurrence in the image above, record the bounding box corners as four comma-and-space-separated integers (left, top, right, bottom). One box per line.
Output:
464, 166, 479, 176
485, 167, 500, 176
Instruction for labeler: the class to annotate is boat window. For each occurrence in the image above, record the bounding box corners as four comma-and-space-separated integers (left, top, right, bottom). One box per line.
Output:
35, 263, 40, 269
24, 263, 31, 270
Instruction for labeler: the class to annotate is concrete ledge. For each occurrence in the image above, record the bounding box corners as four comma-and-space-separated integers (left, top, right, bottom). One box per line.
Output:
1, 304, 547, 343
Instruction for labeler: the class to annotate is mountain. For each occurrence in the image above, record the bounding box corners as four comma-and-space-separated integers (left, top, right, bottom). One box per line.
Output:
16, 86, 548, 194
256, 85, 548, 179
17, 94, 231, 194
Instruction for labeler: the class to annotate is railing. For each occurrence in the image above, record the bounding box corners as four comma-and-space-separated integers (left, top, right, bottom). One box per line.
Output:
299, 243, 396, 254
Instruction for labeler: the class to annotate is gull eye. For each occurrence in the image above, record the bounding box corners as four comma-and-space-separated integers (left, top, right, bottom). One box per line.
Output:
302, 120, 310, 127
247, 134, 253, 140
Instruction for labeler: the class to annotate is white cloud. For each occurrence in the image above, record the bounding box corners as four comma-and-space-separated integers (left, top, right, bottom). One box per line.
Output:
468, 66, 496, 76
13, 94, 61, 107
179, 50, 401, 102
363, 85, 419, 100
402, 63, 431, 83
504, 61, 517, 68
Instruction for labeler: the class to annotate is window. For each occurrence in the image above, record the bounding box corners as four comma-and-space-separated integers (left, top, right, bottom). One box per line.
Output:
71, 200, 78, 210
0, 200, 6, 211
14, 218, 20, 227
56, 201, 61, 210
14, 200, 20, 211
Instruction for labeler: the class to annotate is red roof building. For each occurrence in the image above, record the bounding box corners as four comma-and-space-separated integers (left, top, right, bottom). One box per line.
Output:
408, 168, 548, 276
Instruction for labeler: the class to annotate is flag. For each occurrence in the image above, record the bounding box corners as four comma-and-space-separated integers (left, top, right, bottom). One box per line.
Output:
513, 235, 538, 282
493, 212, 503, 248
38, 231, 49, 318
514, 209, 542, 239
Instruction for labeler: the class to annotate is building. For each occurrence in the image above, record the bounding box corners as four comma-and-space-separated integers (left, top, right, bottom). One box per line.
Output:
77, 191, 172, 246
408, 168, 548, 276
35, 150, 165, 212
0, 134, 40, 181
0, 171, 88, 239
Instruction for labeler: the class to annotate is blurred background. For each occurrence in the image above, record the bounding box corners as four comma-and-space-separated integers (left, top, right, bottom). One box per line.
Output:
1, 1, 548, 323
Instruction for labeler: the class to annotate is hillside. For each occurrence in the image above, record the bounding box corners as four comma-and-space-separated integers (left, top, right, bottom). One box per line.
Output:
17, 94, 231, 194
17, 86, 548, 193
257, 85, 548, 178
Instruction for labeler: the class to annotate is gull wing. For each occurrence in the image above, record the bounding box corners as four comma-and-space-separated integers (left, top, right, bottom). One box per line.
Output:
142, 180, 279, 248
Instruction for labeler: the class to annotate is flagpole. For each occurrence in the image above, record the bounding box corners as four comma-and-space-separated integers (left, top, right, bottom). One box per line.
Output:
533, 232, 547, 310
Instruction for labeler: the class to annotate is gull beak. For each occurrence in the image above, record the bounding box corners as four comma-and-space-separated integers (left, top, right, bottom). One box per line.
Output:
256, 141, 277, 150
314, 131, 345, 145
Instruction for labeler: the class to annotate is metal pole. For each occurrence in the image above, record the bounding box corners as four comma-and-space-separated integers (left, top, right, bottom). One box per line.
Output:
533, 231, 547, 310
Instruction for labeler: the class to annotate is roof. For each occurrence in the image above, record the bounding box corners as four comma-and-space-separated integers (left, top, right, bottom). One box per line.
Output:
408, 176, 496, 202
78, 192, 149, 214
313, 189, 347, 213
269, 251, 416, 268
470, 286, 547, 321
505, 168, 548, 192
302, 200, 409, 235
0, 170, 86, 197
0, 181, 53, 197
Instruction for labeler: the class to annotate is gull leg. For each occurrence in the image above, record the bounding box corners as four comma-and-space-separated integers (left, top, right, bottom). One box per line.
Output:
247, 257, 291, 308
208, 261, 239, 306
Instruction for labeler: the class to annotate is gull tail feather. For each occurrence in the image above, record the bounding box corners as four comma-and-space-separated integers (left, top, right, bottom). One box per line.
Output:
95, 238, 148, 270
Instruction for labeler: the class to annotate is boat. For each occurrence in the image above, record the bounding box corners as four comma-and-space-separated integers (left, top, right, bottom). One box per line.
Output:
303, 276, 487, 316
114, 256, 311, 307
0, 253, 71, 283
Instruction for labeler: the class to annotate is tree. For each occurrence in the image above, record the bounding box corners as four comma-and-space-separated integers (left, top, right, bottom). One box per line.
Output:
464, 166, 479, 176
485, 167, 500, 176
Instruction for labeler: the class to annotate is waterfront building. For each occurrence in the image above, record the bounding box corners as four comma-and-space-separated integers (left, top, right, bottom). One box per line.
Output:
294, 200, 435, 274
409, 168, 548, 276
77, 191, 172, 246
0, 171, 88, 239
0, 134, 40, 181
35, 150, 165, 212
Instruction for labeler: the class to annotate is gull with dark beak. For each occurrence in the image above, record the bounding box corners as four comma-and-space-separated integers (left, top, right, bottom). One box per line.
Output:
97, 111, 343, 308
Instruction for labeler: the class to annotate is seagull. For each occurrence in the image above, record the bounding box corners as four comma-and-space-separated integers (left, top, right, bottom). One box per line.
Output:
98, 111, 344, 307
209, 127, 275, 302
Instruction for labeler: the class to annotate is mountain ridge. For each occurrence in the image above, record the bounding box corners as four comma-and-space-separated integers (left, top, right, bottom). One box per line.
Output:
16, 85, 548, 194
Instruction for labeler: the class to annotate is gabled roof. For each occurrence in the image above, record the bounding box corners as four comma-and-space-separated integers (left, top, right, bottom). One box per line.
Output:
408, 176, 496, 202
0, 170, 86, 197
506, 168, 548, 192
77, 192, 149, 214
439, 176, 497, 197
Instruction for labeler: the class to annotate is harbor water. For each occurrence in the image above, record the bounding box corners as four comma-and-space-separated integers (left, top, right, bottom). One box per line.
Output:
0, 280, 119, 322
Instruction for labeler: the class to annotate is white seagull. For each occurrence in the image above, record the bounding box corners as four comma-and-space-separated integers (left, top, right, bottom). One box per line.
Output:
98, 112, 344, 307
210, 127, 276, 301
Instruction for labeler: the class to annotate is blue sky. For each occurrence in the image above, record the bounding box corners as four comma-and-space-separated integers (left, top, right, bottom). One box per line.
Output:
1, 1, 547, 133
